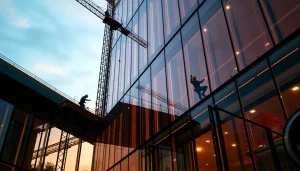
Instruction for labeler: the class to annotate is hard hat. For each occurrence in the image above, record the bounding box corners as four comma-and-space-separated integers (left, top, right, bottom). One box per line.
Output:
192, 76, 196, 80
86, 94, 89, 97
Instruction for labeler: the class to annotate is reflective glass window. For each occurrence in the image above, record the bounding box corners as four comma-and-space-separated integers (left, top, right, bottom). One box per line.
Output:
131, 14, 139, 83
139, 1, 148, 73
259, 0, 300, 43
162, 0, 180, 42
223, 0, 273, 70
165, 34, 189, 117
122, 104, 130, 158
124, 37, 131, 92
118, 36, 126, 100
113, 41, 121, 107
122, 0, 128, 25
269, 46, 300, 118
148, 0, 164, 61
158, 143, 172, 171
130, 82, 140, 148
127, 0, 133, 22
118, 0, 123, 25
199, 0, 237, 90
0, 99, 13, 151
237, 60, 285, 134
151, 52, 169, 133
182, 13, 210, 107
139, 69, 152, 143
133, 0, 139, 14
107, 47, 117, 112
179, 0, 199, 22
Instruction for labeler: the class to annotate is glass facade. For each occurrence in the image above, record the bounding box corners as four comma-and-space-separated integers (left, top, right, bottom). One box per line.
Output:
101, 0, 300, 170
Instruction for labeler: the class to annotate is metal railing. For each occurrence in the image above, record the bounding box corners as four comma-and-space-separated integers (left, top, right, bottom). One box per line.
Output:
0, 53, 95, 114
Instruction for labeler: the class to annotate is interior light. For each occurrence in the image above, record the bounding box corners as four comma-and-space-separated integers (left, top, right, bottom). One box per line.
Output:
234, 67, 237, 70
259, 145, 263, 147
224, 132, 228, 135
206, 164, 209, 166
292, 86, 299, 91
250, 110, 256, 113
232, 144, 236, 147
214, 154, 216, 156
226, 5, 230, 10
203, 28, 207, 32
173, 159, 176, 162
236, 51, 240, 55
265, 42, 270, 46
206, 140, 210, 143
196, 147, 202, 152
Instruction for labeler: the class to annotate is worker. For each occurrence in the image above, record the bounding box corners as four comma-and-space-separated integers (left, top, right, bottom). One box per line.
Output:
79, 94, 90, 108
190, 75, 208, 100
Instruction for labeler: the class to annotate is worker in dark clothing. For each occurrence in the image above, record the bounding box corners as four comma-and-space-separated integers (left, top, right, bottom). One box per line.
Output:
190, 75, 208, 100
79, 94, 90, 108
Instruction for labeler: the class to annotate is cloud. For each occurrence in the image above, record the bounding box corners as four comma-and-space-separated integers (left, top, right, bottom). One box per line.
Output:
8, 8, 31, 28
33, 64, 64, 75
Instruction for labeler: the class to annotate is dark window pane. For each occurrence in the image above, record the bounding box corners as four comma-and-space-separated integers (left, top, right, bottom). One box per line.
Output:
158, 143, 172, 171
179, 0, 198, 22
113, 41, 121, 107
139, 1, 148, 73
259, 0, 300, 43
223, 0, 273, 69
151, 52, 169, 133
199, 0, 237, 90
165, 34, 189, 117
162, 0, 181, 42
148, 0, 164, 61
0, 99, 13, 151
131, 14, 139, 83
217, 111, 255, 170
237, 60, 285, 133
108, 47, 117, 113
269, 46, 300, 118
124, 37, 131, 92
122, 102, 129, 158
182, 14, 210, 107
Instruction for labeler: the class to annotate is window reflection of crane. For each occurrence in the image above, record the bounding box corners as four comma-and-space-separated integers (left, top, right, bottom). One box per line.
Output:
136, 84, 188, 114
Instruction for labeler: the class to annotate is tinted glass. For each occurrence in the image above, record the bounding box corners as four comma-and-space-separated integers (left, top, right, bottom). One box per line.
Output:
182, 14, 210, 107
162, 0, 181, 42
124, 37, 131, 92
237, 60, 285, 133
130, 82, 140, 148
107, 47, 117, 112
223, 0, 273, 69
113, 41, 121, 107
118, 36, 126, 100
139, 1, 148, 73
269, 46, 300, 118
165, 34, 189, 117
131, 14, 139, 83
0, 99, 13, 151
148, 0, 164, 61
199, 0, 237, 90
151, 52, 169, 133
127, 0, 133, 23
179, 0, 198, 22
259, 0, 300, 44
122, 0, 128, 25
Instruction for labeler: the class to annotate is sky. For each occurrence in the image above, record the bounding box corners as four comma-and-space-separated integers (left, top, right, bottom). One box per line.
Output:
0, 0, 108, 110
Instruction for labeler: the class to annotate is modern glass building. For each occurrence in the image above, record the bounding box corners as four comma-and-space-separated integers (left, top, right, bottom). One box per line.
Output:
93, 0, 300, 170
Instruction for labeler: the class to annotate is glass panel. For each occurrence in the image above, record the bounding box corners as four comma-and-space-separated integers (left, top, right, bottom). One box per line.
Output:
0, 109, 33, 167
214, 82, 241, 116
121, 157, 129, 171
223, 0, 273, 70
148, 0, 164, 61
259, 0, 300, 44
104, 125, 111, 170
182, 14, 210, 106
139, 1, 148, 73
124, 37, 132, 92
218, 111, 255, 170
138, 69, 152, 143
199, 0, 237, 90
129, 151, 140, 171
122, 99, 129, 158
131, 14, 139, 82
123, 0, 128, 25
237, 60, 285, 133
269, 47, 300, 118
109, 119, 117, 167
114, 163, 120, 171
108, 47, 117, 113
130, 82, 140, 148
118, 36, 126, 100
151, 53, 169, 133
133, 0, 139, 14
0, 99, 13, 151
113, 41, 121, 107
93, 142, 105, 171
118, 0, 123, 25
158, 143, 172, 171
127, 0, 133, 22
78, 142, 93, 171
64, 136, 79, 171
165, 34, 189, 117
179, 0, 198, 22
162, 0, 180, 42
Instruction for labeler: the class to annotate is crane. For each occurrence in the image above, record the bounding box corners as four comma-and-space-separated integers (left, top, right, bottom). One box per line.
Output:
76, 0, 149, 48
136, 84, 188, 113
